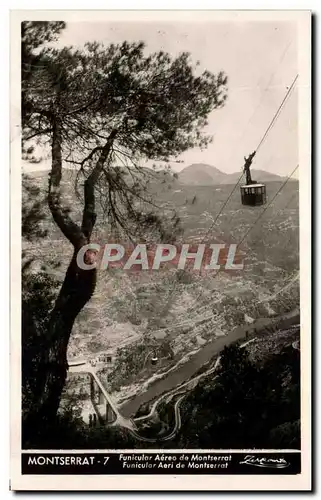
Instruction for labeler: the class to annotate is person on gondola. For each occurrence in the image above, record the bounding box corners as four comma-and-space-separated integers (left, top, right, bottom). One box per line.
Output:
243, 151, 256, 185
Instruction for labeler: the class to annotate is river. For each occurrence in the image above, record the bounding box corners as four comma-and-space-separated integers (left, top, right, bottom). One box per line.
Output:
120, 308, 299, 418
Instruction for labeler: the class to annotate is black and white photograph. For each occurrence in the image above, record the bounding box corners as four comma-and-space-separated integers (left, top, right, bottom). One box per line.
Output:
10, 9, 311, 491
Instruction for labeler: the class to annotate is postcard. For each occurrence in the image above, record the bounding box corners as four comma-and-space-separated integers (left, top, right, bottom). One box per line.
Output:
10, 9, 311, 491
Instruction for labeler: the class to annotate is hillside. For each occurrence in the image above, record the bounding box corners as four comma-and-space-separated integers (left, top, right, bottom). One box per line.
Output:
178, 163, 288, 186
170, 329, 300, 450
23, 168, 300, 412
23, 162, 287, 187
47, 326, 300, 450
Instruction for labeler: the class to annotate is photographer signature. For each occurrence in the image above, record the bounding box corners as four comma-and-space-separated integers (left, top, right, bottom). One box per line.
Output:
240, 455, 290, 469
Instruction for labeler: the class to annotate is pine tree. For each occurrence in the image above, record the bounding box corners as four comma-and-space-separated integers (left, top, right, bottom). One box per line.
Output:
21, 21, 228, 430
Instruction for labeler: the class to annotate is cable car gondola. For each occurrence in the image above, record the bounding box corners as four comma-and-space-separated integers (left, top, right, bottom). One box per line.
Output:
151, 356, 158, 365
240, 150, 267, 206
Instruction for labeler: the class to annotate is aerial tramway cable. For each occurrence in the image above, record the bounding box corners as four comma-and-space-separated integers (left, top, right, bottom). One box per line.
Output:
201, 73, 299, 244
219, 39, 294, 188
235, 40, 293, 141
205, 44, 296, 229
160, 73, 299, 315
255, 75, 298, 154
162, 161, 298, 312
191, 162, 299, 304
237, 164, 299, 246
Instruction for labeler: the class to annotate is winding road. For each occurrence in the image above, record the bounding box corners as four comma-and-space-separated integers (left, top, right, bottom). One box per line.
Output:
128, 338, 256, 442
68, 311, 299, 443
69, 338, 256, 442
121, 308, 299, 418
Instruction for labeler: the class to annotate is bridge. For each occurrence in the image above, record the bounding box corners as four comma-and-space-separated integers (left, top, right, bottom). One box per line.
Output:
67, 360, 136, 431
66, 310, 300, 440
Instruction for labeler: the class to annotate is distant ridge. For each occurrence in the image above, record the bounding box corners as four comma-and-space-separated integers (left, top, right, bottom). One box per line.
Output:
26, 163, 295, 187
178, 163, 291, 186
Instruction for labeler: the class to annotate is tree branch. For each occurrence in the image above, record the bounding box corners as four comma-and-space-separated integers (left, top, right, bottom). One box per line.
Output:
24, 128, 52, 141
81, 129, 118, 238
48, 118, 84, 247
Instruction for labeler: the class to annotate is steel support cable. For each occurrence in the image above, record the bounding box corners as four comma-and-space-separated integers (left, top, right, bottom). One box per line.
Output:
205, 40, 292, 237
237, 164, 299, 247
159, 76, 299, 316
141, 266, 299, 339
225, 157, 298, 232
255, 74, 298, 154
148, 60, 298, 319
192, 163, 299, 304
225, 39, 293, 159
219, 71, 299, 229
201, 73, 299, 246
135, 169, 300, 340
160, 43, 295, 304
125, 166, 299, 338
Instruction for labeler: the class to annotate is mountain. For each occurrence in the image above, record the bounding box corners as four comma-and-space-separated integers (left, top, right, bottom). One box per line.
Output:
226, 169, 290, 184
26, 162, 289, 188
178, 163, 289, 186
178, 163, 228, 186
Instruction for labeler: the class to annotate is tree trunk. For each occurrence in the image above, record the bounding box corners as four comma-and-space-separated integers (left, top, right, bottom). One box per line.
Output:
22, 120, 117, 444
27, 250, 97, 426
22, 248, 98, 442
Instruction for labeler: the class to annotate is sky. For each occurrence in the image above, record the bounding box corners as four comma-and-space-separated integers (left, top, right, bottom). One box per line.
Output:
24, 19, 298, 177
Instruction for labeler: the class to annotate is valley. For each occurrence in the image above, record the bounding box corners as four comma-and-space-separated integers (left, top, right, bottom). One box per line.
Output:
23, 165, 300, 429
